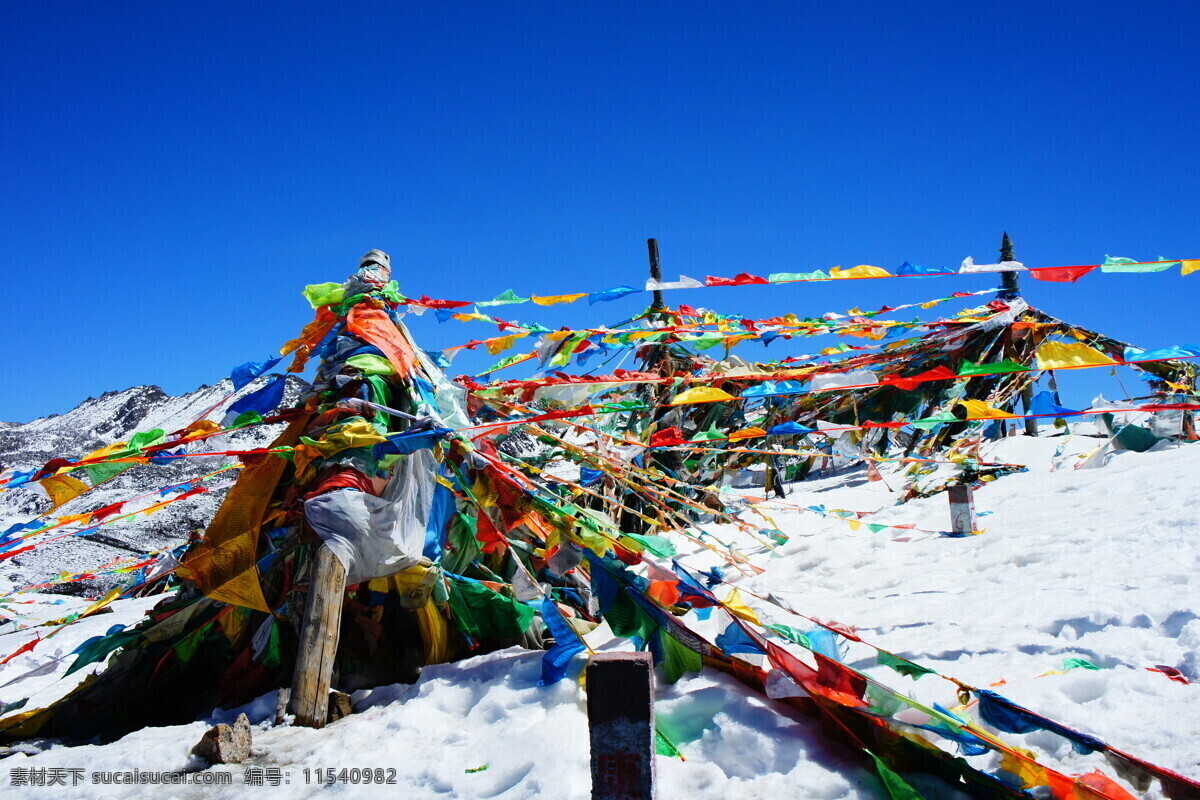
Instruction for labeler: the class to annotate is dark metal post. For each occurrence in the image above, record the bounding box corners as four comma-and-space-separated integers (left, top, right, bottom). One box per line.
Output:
999, 232, 1020, 300
647, 238, 666, 312
998, 232, 1039, 436
588, 652, 656, 800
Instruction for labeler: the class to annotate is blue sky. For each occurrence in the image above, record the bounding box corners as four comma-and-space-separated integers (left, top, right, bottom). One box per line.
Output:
3, 2, 1198, 422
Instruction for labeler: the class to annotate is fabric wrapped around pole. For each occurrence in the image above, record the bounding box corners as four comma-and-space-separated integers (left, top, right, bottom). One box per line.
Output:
302, 448, 437, 584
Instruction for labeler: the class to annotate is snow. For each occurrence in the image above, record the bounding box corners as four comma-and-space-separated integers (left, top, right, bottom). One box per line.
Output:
0, 435, 1196, 798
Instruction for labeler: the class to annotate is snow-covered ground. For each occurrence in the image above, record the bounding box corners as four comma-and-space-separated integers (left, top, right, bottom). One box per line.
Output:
0, 435, 1195, 799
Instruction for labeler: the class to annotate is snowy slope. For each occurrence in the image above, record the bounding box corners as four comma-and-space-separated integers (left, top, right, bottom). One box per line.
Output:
0, 435, 1195, 799
0, 378, 305, 593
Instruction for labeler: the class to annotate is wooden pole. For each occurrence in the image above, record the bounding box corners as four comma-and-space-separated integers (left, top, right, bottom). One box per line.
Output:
288, 544, 348, 728
647, 238, 665, 312
641, 238, 684, 506
998, 232, 1039, 438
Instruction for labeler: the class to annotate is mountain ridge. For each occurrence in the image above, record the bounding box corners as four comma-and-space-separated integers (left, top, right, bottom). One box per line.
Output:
0, 377, 306, 594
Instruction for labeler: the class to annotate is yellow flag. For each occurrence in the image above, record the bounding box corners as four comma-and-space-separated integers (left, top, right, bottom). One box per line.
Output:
83, 441, 131, 462
38, 474, 90, 510
486, 332, 528, 355
959, 399, 1018, 419
1035, 340, 1118, 370
830, 264, 892, 279
670, 386, 736, 405
999, 747, 1050, 790
178, 420, 220, 441
308, 418, 389, 457
79, 586, 124, 620
532, 293, 587, 306
142, 499, 175, 516
1182, 260, 1200, 276
728, 426, 767, 441
722, 588, 760, 624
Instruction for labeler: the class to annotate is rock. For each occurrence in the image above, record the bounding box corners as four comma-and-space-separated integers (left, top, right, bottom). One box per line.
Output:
327, 691, 353, 723
192, 713, 252, 764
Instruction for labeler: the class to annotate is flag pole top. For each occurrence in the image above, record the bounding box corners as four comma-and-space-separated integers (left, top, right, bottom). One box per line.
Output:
999, 233, 1020, 299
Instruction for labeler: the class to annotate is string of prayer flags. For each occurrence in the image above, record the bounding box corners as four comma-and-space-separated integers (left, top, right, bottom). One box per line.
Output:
385, 252, 1200, 317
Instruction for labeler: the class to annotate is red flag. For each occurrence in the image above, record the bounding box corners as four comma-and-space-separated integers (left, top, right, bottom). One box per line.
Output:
0, 635, 40, 665
408, 295, 472, 310
649, 427, 687, 447
92, 502, 125, 521
1029, 265, 1098, 283
475, 511, 508, 554
883, 365, 958, 392
705, 272, 768, 286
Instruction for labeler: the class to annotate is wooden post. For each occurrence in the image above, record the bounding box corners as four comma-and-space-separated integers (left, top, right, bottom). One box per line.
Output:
647, 238, 665, 312
287, 543, 348, 728
642, 238, 683, 499
1021, 382, 1037, 437
998, 232, 1038, 437
588, 652, 655, 800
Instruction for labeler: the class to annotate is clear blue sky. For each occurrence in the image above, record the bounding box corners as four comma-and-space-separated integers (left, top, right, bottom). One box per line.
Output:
3, 2, 1198, 422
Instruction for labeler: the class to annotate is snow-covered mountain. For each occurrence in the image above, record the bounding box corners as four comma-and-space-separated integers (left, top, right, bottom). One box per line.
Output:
0, 437, 1196, 799
0, 378, 306, 594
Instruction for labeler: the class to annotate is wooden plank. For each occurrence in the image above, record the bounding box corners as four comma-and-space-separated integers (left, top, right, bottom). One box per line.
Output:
287, 543, 347, 728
